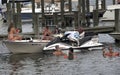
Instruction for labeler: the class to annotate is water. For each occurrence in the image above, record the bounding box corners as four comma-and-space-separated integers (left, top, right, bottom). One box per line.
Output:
0, 47, 120, 75
0, 0, 120, 75
0, 34, 120, 75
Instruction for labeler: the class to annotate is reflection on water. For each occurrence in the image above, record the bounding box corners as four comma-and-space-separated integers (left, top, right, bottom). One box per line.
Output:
9, 53, 44, 75
0, 53, 44, 75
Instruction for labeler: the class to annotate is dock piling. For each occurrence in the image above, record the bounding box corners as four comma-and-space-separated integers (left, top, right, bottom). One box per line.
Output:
115, 9, 120, 32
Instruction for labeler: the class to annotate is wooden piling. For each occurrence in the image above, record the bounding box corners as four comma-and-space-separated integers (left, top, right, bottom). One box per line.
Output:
81, 0, 86, 26
13, 14, 18, 27
12, 0, 15, 26
78, 0, 82, 27
93, 0, 99, 27
34, 14, 39, 38
115, 9, 120, 32
74, 11, 78, 28
6, 3, 12, 25
41, 0, 45, 26
32, 0, 35, 28
101, 0, 106, 10
69, 0, 72, 12
51, 0, 54, 3
60, 0, 65, 28
16, 2, 22, 31
31, 0, 38, 37
86, 0, 90, 26
53, 13, 58, 26
31, 0, 39, 38
93, 10, 98, 26
113, 0, 116, 4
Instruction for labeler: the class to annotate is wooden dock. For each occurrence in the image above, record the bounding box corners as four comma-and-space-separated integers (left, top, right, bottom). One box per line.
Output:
0, 26, 115, 39
1, 0, 119, 41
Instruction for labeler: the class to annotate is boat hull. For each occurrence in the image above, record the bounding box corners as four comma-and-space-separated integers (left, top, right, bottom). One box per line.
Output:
3, 40, 50, 53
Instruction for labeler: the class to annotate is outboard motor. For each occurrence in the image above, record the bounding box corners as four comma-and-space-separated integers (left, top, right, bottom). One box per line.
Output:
64, 31, 80, 46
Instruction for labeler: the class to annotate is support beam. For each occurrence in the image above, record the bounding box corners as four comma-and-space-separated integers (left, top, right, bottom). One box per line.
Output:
34, 14, 39, 38
60, 0, 65, 28
93, 0, 99, 26
86, 0, 90, 27
93, 10, 98, 26
81, 0, 86, 26
101, 0, 106, 10
69, 0, 72, 12
51, 0, 54, 3
16, 2, 22, 30
32, 0, 39, 37
41, 0, 45, 26
113, 0, 115, 4
6, 3, 12, 25
12, 0, 15, 25
78, 0, 82, 27
32, 0, 35, 27
115, 9, 120, 32
74, 11, 78, 28
53, 13, 58, 26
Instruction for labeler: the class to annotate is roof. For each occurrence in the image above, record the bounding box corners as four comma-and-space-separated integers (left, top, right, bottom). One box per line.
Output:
107, 4, 120, 10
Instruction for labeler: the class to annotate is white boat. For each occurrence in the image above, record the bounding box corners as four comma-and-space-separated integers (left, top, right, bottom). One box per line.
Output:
2, 39, 50, 53
101, 4, 120, 21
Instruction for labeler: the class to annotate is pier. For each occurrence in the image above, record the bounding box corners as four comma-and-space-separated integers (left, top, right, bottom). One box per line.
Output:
109, 9, 120, 41
0, 0, 120, 40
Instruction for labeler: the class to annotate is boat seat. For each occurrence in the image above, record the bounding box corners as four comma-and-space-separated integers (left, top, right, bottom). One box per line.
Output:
79, 36, 92, 46
46, 37, 61, 47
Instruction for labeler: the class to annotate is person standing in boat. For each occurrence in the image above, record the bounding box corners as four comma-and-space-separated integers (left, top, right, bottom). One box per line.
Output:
42, 26, 52, 40
7, 22, 22, 41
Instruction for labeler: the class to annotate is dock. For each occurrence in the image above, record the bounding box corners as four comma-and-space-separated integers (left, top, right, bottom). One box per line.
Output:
1, 0, 120, 41
0, 25, 115, 39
